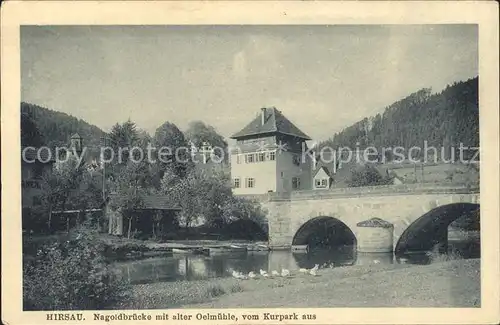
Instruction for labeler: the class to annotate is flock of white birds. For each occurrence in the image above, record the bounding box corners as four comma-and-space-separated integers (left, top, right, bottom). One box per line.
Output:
230, 263, 321, 280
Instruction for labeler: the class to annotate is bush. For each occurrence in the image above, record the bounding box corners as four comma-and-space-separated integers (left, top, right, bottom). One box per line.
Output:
346, 164, 392, 187
23, 224, 131, 310
205, 284, 226, 298
427, 245, 463, 264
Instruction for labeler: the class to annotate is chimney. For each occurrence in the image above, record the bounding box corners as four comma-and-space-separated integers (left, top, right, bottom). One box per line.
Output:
261, 107, 266, 125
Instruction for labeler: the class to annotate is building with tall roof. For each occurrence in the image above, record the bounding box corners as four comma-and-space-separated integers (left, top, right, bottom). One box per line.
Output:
230, 107, 313, 194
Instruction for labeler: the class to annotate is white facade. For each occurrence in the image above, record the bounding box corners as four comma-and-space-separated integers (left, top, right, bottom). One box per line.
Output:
231, 150, 278, 195
231, 149, 314, 195
313, 167, 332, 190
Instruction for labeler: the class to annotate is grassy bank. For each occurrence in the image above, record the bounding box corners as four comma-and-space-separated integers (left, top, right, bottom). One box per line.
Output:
118, 258, 480, 309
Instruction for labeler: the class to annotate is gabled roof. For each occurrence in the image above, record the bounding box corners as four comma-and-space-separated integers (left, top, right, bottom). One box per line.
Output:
230, 107, 311, 140
313, 165, 334, 179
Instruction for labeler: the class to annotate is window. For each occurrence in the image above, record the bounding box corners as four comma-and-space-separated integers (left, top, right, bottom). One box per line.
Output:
246, 178, 255, 188
236, 155, 242, 164
233, 178, 241, 188
269, 151, 276, 161
292, 177, 301, 190
292, 154, 300, 166
258, 152, 266, 162
245, 154, 255, 163
315, 178, 327, 188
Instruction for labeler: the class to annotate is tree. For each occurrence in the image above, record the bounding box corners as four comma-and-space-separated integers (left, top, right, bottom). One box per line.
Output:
109, 160, 149, 238
154, 122, 192, 178
221, 196, 268, 235
21, 113, 46, 148
185, 121, 228, 161
159, 168, 232, 229
109, 119, 139, 165
23, 223, 130, 310
317, 77, 478, 165
39, 157, 90, 232
21, 102, 107, 154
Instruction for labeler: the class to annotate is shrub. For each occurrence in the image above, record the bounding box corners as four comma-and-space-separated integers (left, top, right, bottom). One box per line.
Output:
428, 246, 463, 264
229, 283, 244, 293
205, 284, 225, 298
23, 224, 131, 310
347, 165, 392, 187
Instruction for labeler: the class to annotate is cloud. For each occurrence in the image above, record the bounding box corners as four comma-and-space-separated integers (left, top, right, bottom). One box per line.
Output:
231, 34, 289, 80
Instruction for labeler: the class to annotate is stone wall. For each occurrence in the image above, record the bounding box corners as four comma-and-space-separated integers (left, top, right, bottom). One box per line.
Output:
263, 184, 479, 249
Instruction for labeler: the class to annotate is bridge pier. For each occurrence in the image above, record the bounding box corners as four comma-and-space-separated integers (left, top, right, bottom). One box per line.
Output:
261, 185, 479, 254
356, 218, 394, 253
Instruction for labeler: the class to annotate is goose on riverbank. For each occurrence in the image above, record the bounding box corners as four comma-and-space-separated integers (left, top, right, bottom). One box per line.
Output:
281, 269, 290, 277
260, 269, 269, 277
248, 271, 257, 279
271, 270, 280, 277
299, 268, 308, 273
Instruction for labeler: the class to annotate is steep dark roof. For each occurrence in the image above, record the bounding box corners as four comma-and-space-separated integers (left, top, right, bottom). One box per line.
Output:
108, 193, 181, 211
230, 107, 311, 140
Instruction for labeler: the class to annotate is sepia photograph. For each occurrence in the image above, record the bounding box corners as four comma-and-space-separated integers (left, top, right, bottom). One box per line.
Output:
2, 1, 499, 324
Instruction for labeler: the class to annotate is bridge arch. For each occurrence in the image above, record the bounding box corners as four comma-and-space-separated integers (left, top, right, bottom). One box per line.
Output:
292, 216, 357, 249
394, 203, 480, 255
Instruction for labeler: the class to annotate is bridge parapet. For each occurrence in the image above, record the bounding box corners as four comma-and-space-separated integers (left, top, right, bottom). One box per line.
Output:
267, 184, 479, 202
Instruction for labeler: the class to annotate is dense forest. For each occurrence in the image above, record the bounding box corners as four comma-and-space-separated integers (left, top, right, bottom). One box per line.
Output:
317, 77, 479, 161
21, 102, 107, 154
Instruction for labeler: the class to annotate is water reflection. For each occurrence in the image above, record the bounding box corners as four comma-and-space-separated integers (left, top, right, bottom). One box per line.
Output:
111, 241, 480, 285
355, 252, 394, 266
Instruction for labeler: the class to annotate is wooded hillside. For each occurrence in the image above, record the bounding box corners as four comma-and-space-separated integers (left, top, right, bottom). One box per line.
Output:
317, 77, 479, 161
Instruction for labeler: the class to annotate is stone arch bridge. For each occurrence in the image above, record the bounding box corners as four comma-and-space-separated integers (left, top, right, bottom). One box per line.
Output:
242, 184, 480, 254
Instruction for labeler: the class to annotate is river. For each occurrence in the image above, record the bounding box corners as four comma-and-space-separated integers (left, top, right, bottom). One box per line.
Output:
111, 240, 480, 285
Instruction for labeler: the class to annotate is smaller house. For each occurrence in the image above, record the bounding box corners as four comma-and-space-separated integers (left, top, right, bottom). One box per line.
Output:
105, 193, 181, 238
22, 148, 55, 209
313, 166, 333, 190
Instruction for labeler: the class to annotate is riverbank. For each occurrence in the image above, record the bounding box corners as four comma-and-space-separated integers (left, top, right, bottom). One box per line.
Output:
23, 232, 268, 261
117, 258, 480, 309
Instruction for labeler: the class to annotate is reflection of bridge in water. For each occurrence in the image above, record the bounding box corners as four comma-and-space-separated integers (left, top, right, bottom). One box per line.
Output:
112, 239, 480, 285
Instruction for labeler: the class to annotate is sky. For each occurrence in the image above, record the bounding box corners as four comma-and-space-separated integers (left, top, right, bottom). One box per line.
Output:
21, 25, 478, 144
